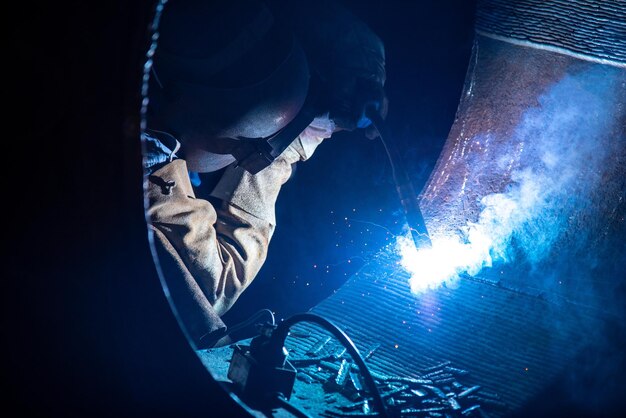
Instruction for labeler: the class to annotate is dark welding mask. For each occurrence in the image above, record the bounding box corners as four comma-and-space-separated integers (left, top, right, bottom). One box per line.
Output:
148, 0, 319, 174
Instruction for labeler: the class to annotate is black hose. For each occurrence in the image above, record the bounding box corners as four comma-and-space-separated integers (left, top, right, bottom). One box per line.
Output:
226, 308, 275, 337
270, 313, 389, 418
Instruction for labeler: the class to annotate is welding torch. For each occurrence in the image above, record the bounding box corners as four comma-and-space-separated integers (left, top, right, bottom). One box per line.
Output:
365, 105, 432, 249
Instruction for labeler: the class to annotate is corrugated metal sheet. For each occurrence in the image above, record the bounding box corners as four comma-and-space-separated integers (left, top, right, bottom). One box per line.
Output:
475, 0, 626, 65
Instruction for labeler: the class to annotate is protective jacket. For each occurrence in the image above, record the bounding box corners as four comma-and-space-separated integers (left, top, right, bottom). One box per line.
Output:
145, 117, 333, 348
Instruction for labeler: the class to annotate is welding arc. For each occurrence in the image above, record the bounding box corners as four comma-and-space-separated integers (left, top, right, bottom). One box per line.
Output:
271, 313, 389, 418
366, 110, 433, 249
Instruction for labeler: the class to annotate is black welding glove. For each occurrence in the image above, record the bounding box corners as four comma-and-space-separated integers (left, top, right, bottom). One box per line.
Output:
265, 0, 388, 139
328, 68, 388, 139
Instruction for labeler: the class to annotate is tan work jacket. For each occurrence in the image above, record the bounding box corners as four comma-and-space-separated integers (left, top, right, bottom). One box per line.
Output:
145, 140, 311, 348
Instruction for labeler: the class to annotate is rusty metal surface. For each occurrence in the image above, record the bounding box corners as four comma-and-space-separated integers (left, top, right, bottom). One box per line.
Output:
421, 36, 626, 235
419, 35, 626, 312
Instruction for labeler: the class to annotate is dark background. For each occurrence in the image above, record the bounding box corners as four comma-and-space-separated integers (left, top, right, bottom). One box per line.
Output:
6, 0, 476, 416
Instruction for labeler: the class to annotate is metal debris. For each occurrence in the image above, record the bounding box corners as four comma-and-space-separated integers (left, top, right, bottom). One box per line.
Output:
448, 397, 461, 410
380, 384, 410, 399
334, 346, 348, 359
307, 336, 332, 356
461, 405, 481, 415
476, 391, 501, 400
319, 360, 343, 372
362, 399, 371, 414
337, 400, 368, 412
410, 389, 428, 397
433, 377, 456, 385
349, 369, 364, 392
423, 369, 447, 379
291, 355, 336, 367
457, 386, 481, 398
401, 407, 446, 414
445, 366, 469, 376
334, 359, 351, 387
422, 385, 448, 399
290, 345, 507, 417
296, 371, 315, 384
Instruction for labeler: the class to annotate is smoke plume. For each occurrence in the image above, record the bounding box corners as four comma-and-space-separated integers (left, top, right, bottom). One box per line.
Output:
397, 66, 624, 294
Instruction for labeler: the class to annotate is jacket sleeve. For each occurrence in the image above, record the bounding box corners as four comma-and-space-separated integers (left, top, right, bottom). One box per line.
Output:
145, 145, 303, 348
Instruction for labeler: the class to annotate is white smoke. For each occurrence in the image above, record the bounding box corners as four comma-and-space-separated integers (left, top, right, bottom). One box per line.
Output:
397, 66, 621, 294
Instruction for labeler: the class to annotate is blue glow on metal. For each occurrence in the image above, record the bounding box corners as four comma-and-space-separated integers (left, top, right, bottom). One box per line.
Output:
396, 66, 623, 294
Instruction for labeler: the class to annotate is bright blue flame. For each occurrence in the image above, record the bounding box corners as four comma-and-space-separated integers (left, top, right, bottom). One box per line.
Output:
398, 167, 551, 292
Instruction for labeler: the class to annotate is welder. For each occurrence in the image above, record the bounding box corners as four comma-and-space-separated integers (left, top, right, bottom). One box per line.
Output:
144, 0, 387, 348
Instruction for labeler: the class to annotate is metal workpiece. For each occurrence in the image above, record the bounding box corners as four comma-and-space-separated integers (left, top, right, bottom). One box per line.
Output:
419, 0, 626, 308
421, 34, 626, 237
418, 31, 626, 306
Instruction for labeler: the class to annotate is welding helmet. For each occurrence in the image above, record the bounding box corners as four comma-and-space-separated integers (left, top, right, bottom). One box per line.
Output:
148, 0, 318, 174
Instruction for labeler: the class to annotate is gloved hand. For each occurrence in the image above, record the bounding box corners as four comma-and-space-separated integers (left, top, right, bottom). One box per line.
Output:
328, 74, 388, 140
323, 17, 388, 139
288, 113, 336, 161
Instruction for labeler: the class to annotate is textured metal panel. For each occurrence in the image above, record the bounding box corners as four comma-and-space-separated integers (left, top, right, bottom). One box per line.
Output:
298, 251, 595, 415
475, 0, 626, 66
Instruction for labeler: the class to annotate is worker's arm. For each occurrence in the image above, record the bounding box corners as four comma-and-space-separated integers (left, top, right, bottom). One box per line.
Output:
145, 117, 334, 348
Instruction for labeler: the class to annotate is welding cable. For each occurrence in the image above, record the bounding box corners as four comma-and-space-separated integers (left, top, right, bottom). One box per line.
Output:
273, 393, 312, 418
225, 308, 276, 338
270, 313, 389, 418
